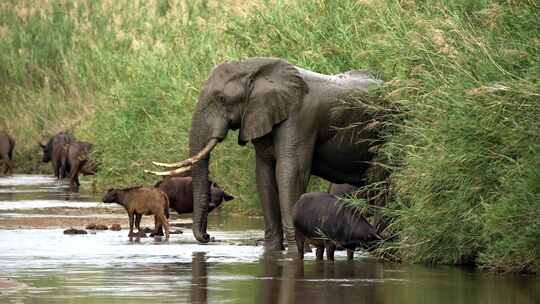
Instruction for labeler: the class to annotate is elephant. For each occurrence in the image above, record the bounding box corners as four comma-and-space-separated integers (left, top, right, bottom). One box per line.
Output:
328, 183, 358, 197
62, 141, 97, 189
150, 57, 390, 251
40, 132, 75, 179
293, 192, 381, 261
0, 131, 15, 175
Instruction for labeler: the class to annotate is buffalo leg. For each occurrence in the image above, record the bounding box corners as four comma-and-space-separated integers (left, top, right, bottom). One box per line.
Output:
135, 213, 142, 232
295, 230, 305, 260
69, 162, 80, 189
325, 242, 336, 261
128, 212, 135, 237
315, 246, 324, 260
347, 249, 354, 261
160, 214, 170, 240
52, 159, 60, 179
153, 215, 159, 236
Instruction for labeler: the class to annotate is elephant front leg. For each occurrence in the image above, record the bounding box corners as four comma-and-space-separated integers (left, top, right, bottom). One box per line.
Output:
255, 145, 284, 251
275, 153, 312, 253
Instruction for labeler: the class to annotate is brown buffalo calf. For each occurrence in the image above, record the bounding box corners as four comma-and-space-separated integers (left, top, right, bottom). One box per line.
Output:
0, 131, 15, 175
102, 187, 170, 239
293, 192, 381, 261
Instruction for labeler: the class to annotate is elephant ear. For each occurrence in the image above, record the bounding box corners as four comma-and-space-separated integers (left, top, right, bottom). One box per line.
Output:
239, 59, 307, 144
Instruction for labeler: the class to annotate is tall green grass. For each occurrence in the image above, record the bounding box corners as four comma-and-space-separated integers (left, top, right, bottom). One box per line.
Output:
0, 0, 538, 272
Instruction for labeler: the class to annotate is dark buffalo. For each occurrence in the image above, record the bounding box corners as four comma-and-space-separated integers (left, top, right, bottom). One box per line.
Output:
153, 176, 233, 236
293, 192, 381, 261
0, 131, 15, 175
62, 141, 97, 188
40, 132, 75, 179
154, 176, 234, 215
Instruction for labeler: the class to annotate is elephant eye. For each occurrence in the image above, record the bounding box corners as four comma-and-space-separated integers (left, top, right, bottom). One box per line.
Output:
216, 94, 226, 103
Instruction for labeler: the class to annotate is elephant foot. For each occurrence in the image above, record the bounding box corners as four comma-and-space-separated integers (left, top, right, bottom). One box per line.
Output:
264, 240, 285, 251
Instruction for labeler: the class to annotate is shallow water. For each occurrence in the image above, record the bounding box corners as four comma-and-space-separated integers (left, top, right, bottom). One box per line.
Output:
1, 175, 539, 303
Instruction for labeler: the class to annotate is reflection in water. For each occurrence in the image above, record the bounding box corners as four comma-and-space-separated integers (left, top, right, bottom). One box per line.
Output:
191, 252, 208, 304
259, 252, 303, 304
258, 253, 386, 304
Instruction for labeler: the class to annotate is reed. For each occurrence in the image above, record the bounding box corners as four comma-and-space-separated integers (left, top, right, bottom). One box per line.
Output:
1, 0, 538, 271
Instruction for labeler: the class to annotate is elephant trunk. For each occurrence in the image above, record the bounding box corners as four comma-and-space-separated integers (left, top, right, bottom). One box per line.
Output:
190, 108, 228, 243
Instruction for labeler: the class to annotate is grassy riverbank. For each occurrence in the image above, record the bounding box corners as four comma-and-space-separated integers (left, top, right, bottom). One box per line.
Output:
1, 0, 538, 272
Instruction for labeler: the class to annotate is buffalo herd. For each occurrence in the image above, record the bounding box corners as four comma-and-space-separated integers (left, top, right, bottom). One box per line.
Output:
0, 130, 98, 189
37, 131, 97, 189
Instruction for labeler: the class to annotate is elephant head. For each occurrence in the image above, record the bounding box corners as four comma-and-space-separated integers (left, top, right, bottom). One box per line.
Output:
151, 58, 307, 243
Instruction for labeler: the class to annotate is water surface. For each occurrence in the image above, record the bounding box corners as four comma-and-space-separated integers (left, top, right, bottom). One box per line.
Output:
0, 175, 538, 303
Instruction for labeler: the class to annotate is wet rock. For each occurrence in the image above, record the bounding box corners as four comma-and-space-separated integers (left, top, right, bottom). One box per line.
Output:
63, 228, 87, 235
95, 224, 108, 230
85, 223, 97, 230
110, 224, 121, 231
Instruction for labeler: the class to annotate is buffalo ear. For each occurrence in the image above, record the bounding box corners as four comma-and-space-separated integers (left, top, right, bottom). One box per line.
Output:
239, 58, 307, 144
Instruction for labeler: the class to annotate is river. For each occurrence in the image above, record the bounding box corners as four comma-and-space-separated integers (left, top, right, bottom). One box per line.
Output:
0, 175, 538, 303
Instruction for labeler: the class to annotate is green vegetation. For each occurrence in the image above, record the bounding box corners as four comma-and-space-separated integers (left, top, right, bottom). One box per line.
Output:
0, 0, 538, 272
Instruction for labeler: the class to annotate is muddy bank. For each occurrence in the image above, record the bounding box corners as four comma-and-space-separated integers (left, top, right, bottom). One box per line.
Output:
0, 215, 192, 229
0, 277, 27, 293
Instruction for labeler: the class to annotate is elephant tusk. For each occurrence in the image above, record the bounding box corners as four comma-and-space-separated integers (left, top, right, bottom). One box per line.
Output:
144, 165, 193, 176
152, 161, 187, 168
152, 138, 219, 169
